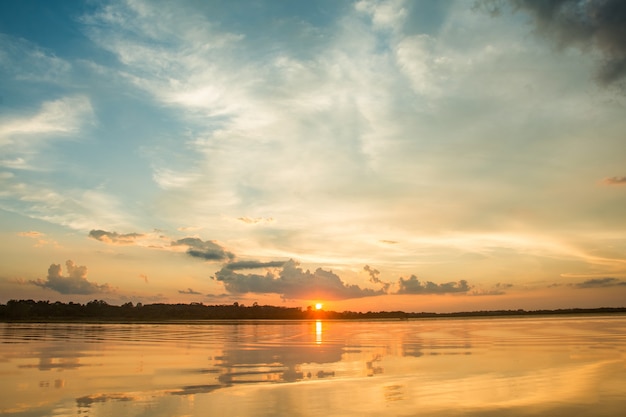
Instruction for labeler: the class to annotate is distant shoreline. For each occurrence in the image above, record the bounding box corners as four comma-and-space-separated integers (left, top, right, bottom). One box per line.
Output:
1, 300, 625, 322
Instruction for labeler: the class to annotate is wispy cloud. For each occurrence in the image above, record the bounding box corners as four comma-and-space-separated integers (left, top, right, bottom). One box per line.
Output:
470, 283, 514, 296
0, 96, 94, 148
178, 288, 201, 295
573, 277, 626, 288
17, 231, 59, 248
0, 177, 133, 231
30, 260, 112, 294
237, 217, 274, 225
17, 231, 44, 238
0, 33, 72, 84
89, 229, 144, 245
603, 176, 626, 186
224, 260, 286, 271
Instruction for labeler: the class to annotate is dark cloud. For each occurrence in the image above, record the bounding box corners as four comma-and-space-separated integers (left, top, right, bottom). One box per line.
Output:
364, 265, 380, 282
470, 282, 513, 296
30, 260, 112, 294
603, 176, 626, 185
178, 288, 202, 295
574, 277, 626, 288
89, 229, 144, 244
397, 275, 471, 294
225, 260, 287, 270
471, 290, 506, 296
172, 238, 235, 262
89, 231, 237, 263
214, 260, 386, 300
364, 265, 391, 292
204, 293, 234, 302
510, 0, 626, 85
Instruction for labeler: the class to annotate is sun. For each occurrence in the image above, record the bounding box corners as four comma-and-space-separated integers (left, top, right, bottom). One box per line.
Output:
315, 303, 323, 311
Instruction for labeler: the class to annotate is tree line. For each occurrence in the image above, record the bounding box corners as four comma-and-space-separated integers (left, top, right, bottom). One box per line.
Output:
0, 299, 624, 321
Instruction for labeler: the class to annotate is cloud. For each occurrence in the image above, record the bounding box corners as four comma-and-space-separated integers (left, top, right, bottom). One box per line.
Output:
364, 265, 391, 292
89, 229, 144, 245
0, 177, 135, 231
0, 95, 94, 146
172, 238, 235, 261
30, 260, 112, 294
178, 288, 202, 295
139, 274, 149, 283
17, 230, 58, 248
177, 226, 203, 232
397, 275, 471, 294
17, 231, 44, 238
224, 260, 287, 270
470, 283, 513, 296
603, 176, 626, 185
355, 0, 408, 30
237, 217, 274, 225
88, 230, 236, 263
204, 293, 234, 302
214, 259, 386, 300
509, 0, 626, 85
470, 289, 506, 296
574, 277, 626, 288
0, 33, 72, 84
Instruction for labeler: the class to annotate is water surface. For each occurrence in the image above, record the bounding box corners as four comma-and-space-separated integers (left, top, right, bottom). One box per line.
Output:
1, 316, 625, 416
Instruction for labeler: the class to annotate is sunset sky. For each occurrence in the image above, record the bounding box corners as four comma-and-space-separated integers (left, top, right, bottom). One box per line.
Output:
1, 0, 625, 312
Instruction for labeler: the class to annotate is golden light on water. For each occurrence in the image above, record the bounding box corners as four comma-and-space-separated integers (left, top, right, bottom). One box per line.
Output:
2, 318, 625, 415
315, 320, 322, 345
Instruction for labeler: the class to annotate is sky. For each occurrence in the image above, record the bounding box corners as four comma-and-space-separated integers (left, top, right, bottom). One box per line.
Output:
1, 0, 625, 313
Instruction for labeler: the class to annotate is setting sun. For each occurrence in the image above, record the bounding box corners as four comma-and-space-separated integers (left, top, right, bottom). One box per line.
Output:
315, 303, 323, 310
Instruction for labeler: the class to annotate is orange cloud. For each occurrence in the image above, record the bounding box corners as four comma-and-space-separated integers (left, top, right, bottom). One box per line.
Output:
602, 176, 626, 185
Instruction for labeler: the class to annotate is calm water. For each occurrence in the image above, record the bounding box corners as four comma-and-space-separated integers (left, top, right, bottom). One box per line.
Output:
1, 316, 625, 416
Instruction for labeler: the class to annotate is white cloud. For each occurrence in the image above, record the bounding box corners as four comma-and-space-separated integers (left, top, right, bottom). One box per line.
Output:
354, 0, 407, 30
151, 167, 200, 190
0, 176, 137, 231
395, 34, 446, 97
11, 0, 615, 282
0, 96, 94, 147
0, 34, 72, 84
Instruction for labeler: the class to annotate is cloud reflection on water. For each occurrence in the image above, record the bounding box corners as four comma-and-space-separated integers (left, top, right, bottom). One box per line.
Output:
0, 318, 625, 416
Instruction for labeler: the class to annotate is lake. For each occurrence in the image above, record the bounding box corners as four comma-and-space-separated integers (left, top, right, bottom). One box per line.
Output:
1, 315, 625, 416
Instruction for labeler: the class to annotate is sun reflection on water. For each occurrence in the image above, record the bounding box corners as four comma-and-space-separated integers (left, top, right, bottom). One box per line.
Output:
315, 320, 322, 345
